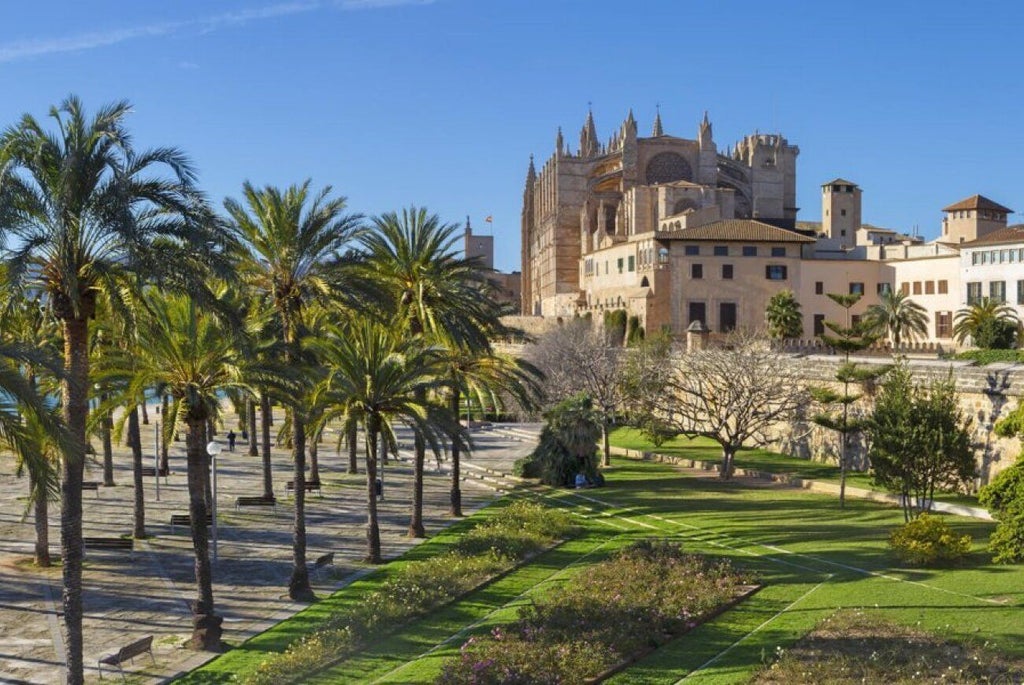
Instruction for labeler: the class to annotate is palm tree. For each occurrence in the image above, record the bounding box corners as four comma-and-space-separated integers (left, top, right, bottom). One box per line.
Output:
106, 291, 278, 649
954, 298, 1020, 350
361, 207, 500, 537
314, 320, 458, 562
765, 289, 803, 340
224, 180, 362, 601
0, 96, 212, 682
440, 346, 540, 516
865, 290, 928, 351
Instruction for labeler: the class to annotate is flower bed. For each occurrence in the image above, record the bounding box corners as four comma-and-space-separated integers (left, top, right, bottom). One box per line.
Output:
437, 540, 756, 684
245, 501, 575, 685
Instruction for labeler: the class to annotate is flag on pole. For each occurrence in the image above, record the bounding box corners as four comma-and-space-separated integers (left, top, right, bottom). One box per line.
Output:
484, 215, 493, 223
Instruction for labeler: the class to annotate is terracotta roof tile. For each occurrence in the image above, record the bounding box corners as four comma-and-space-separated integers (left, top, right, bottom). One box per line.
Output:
941, 194, 1012, 213
959, 224, 1024, 247
656, 219, 815, 243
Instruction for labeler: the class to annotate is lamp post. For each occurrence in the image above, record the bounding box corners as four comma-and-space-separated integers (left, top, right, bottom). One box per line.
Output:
206, 440, 221, 564
154, 419, 161, 501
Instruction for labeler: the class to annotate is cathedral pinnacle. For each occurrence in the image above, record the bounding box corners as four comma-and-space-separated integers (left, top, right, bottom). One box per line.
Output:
555, 126, 564, 154
580, 106, 598, 157
652, 105, 664, 137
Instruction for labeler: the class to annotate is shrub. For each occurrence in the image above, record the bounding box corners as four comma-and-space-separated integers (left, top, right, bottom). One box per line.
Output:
528, 394, 602, 487
979, 459, 1024, 563
888, 514, 971, 566
511, 455, 540, 479
453, 500, 575, 559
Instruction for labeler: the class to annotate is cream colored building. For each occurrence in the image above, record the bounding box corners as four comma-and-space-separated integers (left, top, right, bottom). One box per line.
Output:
520, 110, 1019, 346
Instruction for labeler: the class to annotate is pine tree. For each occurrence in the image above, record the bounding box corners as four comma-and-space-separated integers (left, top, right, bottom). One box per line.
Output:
811, 294, 890, 508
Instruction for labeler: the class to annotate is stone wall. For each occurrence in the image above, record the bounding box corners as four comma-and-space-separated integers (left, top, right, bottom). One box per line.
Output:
776, 355, 1022, 485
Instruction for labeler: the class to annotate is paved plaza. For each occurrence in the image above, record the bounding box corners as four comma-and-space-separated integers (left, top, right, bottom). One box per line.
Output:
0, 412, 539, 684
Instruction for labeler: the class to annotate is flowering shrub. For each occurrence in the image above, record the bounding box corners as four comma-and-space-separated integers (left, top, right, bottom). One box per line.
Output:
889, 514, 971, 567
437, 541, 752, 684
245, 502, 572, 684
978, 459, 1024, 563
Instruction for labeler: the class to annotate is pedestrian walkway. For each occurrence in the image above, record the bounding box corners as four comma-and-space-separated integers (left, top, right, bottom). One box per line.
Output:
0, 416, 540, 684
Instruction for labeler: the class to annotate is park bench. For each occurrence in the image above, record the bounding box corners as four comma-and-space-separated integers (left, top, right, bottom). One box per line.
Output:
140, 466, 171, 482
98, 634, 154, 681
234, 495, 277, 511
285, 479, 322, 497
83, 536, 134, 558
169, 513, 212, 534
310, 551, 334, 579
82, 481, 100, 498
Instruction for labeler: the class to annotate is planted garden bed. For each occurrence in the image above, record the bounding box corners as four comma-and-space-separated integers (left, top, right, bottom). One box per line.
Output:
246, 500, 576, 684
437, 540, 757, 684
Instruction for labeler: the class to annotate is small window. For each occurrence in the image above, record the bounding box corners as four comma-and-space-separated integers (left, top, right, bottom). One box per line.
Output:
766, 265, 787, 281
936, 311, 952, 338
840, 229, 847, 237
719, 302, 737, 333
771, 246, 786, 257
841, 209, 847, 217
617, 258, 624, 274
685, 245, 700, 256
722, 264, 733, 279
815, 281, 824, 295
900, 282, 910, 295
877, 282, 892, 295
938, 280, 948, 294
688, 301, 706, 326
742, 246, 757, 257
991, 280, 1006, 303
925, 281, 935, 295
691, 264, 703, 279
849, 282, 865, 295
972, 252, 981, 266
713, 245, 728, 256
1018, 280, 1024, 306
966, 281, 983, 305
627, 255, 635, 272
813, 314, 826, 337
912, 281, 922, 295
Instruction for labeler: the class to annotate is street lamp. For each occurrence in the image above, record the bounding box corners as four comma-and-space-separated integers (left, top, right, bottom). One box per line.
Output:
206, 440, 221, 564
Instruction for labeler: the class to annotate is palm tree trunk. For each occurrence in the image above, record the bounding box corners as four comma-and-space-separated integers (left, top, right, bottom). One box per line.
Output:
365, 419, 382, 563
347, 423, 358, 474
449, 389, 462, 517
60, 316, 89, 685
409, 388, 427, 538
309, 430, 320, 483
100, 393, 114, 487
186, 417, 221, 650
260, 391, 273, 500
247, 398, 258, 457
202, 422, 213, 510
31, 470, 50, 567
141, 397, 149, 425
128, 405, 146, 539
160, 395, 170, 473
288, 413, 313, 600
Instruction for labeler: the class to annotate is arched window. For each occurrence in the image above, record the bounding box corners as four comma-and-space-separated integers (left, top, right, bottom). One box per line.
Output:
646, 152, 693, 184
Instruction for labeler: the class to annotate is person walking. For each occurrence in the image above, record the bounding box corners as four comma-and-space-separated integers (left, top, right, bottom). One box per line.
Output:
227, 430, 236, 452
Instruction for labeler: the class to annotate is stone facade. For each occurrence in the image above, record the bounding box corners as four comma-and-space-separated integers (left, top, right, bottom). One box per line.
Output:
520, 109, 799, 318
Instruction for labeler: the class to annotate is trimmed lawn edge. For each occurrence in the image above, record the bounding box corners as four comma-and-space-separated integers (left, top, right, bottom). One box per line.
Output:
586, 583, 762, 684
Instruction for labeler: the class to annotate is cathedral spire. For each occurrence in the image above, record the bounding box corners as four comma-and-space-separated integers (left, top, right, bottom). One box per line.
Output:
699, 110, 712, 146
526, 154, 536, 184
579, 106, 598, 157
652, 105, 664, 137
555, 126, 564, 155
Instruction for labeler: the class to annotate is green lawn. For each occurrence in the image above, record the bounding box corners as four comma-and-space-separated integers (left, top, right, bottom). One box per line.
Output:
608, 426, 981, 506
179, 457, 1022, 684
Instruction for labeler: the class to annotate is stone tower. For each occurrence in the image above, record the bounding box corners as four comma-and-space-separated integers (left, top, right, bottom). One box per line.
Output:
939, 195, 1011, 244
821, 178, 862, 242
464, 216, 494, 269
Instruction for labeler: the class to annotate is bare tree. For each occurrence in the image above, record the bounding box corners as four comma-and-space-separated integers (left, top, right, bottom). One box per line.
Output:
657, 333, 808, 478
528, 319, 624, 466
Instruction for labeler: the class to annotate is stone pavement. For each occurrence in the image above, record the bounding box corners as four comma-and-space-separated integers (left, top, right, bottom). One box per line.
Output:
0, 413, 540, 684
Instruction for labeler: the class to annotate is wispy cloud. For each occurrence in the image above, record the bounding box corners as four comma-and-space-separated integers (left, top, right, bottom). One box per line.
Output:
0, 0, 433, 64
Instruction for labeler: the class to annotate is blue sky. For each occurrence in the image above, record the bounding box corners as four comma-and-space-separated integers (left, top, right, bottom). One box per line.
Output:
2, 0, 1022, 272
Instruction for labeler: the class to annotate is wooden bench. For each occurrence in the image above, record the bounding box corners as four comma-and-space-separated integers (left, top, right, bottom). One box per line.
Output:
82, 481, 100, 498
234, 495, 277, 511
169, 514, 212, 534
83, 537, 133, 556
140, 466, 171, 482
310, 551, 334, 579
285, 480, 322, 497
98, 634, 154, 681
